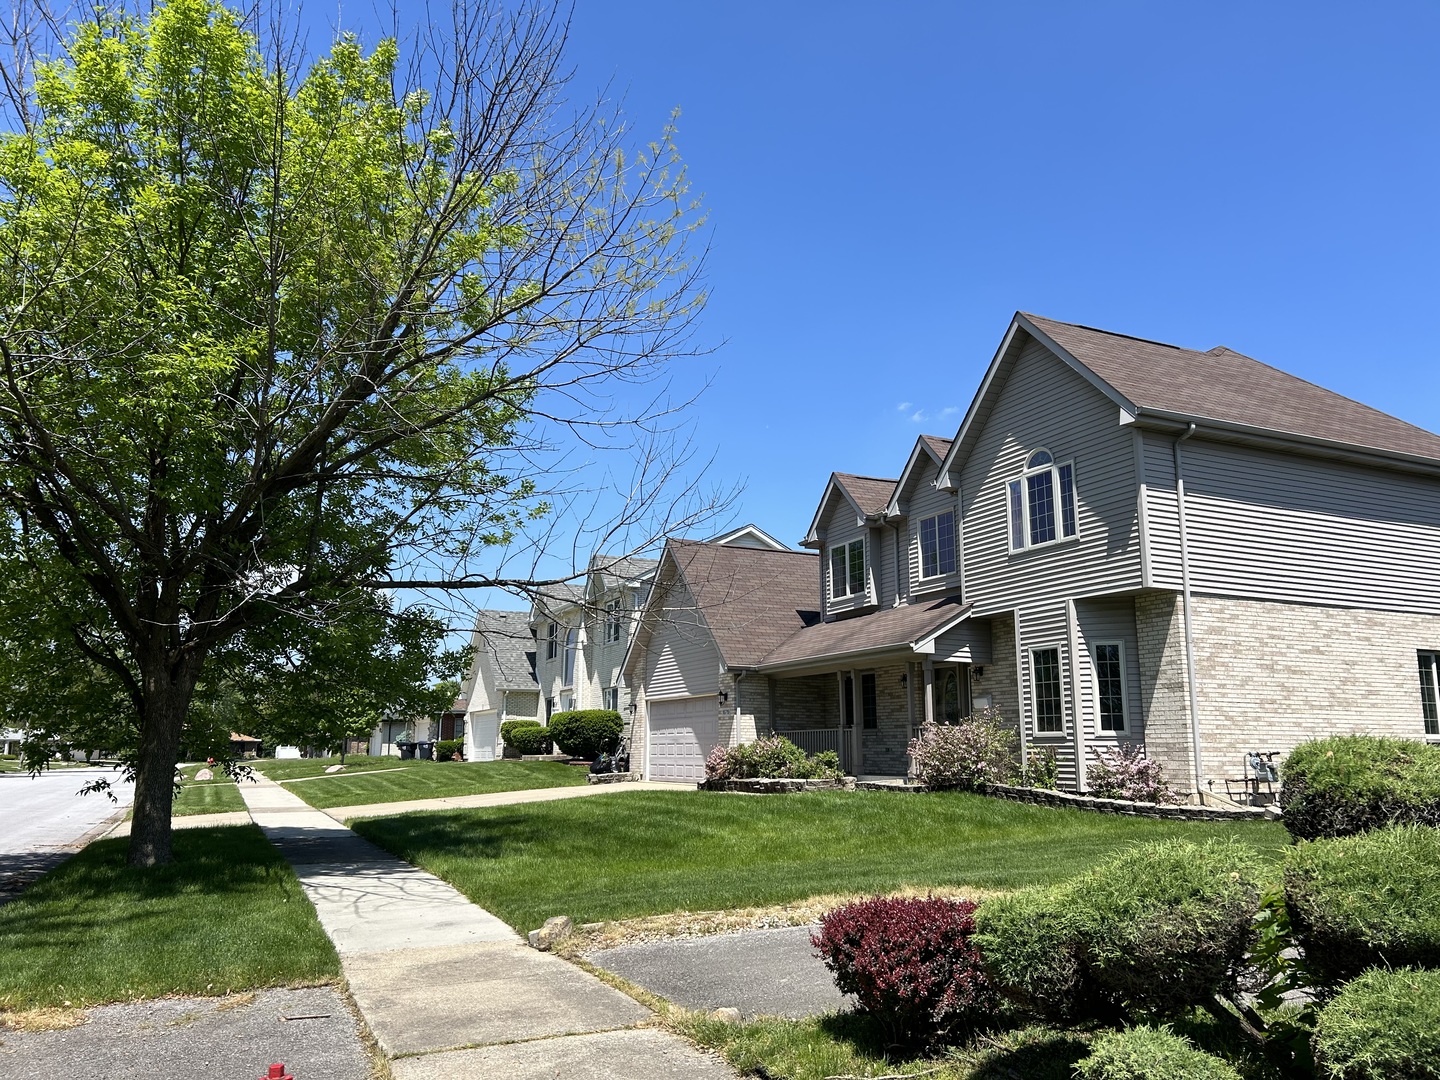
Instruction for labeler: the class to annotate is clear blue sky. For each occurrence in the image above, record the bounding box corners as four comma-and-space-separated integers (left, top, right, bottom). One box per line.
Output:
330, 1, 1440, 606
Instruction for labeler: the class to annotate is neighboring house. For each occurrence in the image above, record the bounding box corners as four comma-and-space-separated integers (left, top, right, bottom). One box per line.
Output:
461, 609, 541, 761
1, 728, 22, 755
624, 313, 1440, 800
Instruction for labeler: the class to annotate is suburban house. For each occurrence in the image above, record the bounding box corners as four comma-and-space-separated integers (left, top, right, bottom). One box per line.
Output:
622, 312, 1440, 799
461, 609, 541, 761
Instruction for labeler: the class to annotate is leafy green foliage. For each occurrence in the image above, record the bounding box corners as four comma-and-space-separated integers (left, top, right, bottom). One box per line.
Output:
1074, 1026, 1243, 1080
546, 710, 623, 758
500, 719, 544, 745
1279, 735, 1440, 840
435, 738, 464, 760
1313, 967, 1440, 1080
908, 714, 1019, 790
1284, 825, 1440, 990
704, 735, 844, 782
974, 839, 1265, 1022
505, 724, 552, 755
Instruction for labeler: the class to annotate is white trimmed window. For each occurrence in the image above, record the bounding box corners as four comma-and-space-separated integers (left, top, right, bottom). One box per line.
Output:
1419, 652, 1439, 736
1093, 641, 1127, 732
1030, 647, 1064, 733
562, 627, 578, 686
829, 539, 866, 599
604, 599, 624, 643
1008, 449, 1077, 551
919, 510, 957, 579
603, 686, 619, 711
546, 621, 558, 660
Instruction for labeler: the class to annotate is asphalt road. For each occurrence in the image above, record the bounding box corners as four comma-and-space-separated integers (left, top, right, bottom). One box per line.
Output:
0, 766, 133, 893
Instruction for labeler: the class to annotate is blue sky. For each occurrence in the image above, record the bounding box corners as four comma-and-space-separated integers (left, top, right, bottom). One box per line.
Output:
326, 1, 1440, 609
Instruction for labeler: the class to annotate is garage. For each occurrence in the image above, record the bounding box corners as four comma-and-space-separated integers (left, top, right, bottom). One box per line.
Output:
469, 713, 498, 761
646, 695, 719, 782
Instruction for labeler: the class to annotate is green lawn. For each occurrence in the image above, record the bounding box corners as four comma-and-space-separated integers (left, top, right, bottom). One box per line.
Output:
249, 754, 412, 781
281, 759, 588, 809
0, 826, 338, 1011
352, 790, 1289, 932
172, 779, 247, 816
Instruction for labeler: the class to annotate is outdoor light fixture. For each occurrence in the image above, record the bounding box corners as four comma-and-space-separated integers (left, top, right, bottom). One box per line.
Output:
719, 691, 729, 703
973, 666, 984, 678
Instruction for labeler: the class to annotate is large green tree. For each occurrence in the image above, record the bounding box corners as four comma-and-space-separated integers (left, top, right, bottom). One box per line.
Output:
0, 0, 706, 864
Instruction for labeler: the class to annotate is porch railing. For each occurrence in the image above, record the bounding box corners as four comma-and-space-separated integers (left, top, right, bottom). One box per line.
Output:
776, 727, 843, 758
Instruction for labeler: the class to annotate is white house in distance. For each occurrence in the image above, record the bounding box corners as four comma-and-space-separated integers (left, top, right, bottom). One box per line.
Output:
621, 312, 1440, 799
460, 609, 541, 761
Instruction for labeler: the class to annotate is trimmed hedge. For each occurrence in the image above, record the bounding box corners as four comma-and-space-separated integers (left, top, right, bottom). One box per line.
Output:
504, 724, 552, 755
435, 738, 464, 760
812, 897, 993, 1049
1075, 1026, 1243, 1080
1314, 967, 1440, 1080
1284, 825, 1440, 990
1279, 735, 1440, 840
974, 839, 1264, 1022
500, 719, 543, 744
547, 710, 622, 759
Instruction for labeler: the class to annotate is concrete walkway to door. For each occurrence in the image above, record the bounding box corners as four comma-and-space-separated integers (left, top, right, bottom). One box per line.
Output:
237, 774, 732, 1080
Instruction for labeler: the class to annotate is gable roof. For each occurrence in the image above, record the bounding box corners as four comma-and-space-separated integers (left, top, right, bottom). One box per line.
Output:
756, 596, 971, 671
587, 553, 659, 593
888, 434, 955, 515
470, 609, 538, 691
665, 538, 820, 669
920, 434, 954, 460
705, 523, 791, 550
802, 472, 898, 548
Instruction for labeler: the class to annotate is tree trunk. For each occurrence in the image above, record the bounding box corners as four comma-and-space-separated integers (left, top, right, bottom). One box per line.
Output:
127, 662, 200, 867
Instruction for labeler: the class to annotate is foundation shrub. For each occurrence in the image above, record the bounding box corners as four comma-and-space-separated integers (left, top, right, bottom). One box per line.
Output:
1087, 743, 1177, 804
974, 839, 1263, 1022
500, 719, 543, 744
705, 735, 843, 782
546, 710, 623, 758
434, 738, 464, 760
1020, 747, 1059, 790
1284, 824, 1440, 991
1279, 735, 1440, 841
1313, 967, 1440, 1080
812, 896, 994, 1049
907, 714, 1018, 790
503, 723, 551, 755
1074, 1025, 1243, 1080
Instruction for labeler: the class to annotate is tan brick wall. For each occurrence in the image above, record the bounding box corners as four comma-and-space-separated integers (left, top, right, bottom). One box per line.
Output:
1135, 590, 1196, 787
770, 673, 841, 729
859, 663, 912, 776
970, 616, 1019, 734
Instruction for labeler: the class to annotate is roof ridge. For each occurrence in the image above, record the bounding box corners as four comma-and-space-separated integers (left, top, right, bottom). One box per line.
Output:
1024, 312, 1184, 351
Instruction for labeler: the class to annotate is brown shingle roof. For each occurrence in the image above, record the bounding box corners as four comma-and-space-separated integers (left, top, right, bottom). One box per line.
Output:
758, 596, 970, 669
920, 435, 953, 460
1024, 314, 1440, 463
669, 539, 819, 669
833, 473, 897, 517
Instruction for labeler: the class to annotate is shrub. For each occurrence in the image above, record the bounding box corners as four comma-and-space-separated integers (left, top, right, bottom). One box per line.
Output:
1087, 743, 1176, 804
546, 710, 623, 758
1284, 825, 1440, 991
1279, 735, 1440, 840
504, 724, 552, 755
974, 839, 1264, 1022
812, 896, 994, 1049
434, 738, 464, 760
1075, 1025, 1243, 1080
704, 743, 730, 781
1314, 967, 1440, 1080
704, 735, 844, 782
1021, 747, 1059, 790
907, 714, 1018, 790
500, 719, 543, 745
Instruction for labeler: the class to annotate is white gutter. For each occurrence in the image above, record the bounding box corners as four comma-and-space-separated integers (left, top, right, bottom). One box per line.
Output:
1173, 423, 1204, 794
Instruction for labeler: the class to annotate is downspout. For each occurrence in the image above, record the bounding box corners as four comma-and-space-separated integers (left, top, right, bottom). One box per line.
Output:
733, 671, 747, 741
1173, 423, 1205, 796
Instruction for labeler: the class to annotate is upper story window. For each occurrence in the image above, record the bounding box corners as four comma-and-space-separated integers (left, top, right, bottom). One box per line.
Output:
919, 510, 957, 579
1419, 652, 1439, 736
562, 626, 578, 685
545, 621, 558, 660
1008, 449, 1077, 551
604, 599, 624, 643
829, 539, 866, 600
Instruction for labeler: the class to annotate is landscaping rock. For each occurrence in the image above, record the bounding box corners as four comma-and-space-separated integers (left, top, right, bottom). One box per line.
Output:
709, 1007, 741, 1023
534, 915, 574, 950
701, 777, 857, 794
587, 771, 638, 785
325, 764, 346, 773
193, 768, 214, 781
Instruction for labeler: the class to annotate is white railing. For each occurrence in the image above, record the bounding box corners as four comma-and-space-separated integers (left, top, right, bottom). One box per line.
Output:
776, 727, 843, 758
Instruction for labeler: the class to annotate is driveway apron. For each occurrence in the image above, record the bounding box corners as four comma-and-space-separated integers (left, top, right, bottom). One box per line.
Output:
238, 774, 734, 1079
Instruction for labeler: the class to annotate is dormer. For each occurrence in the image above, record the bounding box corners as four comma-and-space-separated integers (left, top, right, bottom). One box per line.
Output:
888, 434, 961, 602
801, 472, 896, 619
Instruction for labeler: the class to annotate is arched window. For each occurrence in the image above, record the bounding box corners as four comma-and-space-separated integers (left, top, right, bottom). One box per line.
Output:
1008, 448, 1077, 551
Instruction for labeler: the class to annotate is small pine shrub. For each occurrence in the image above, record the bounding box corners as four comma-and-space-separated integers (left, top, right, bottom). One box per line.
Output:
1075, 1025, 1243, 1080
1284, 825, 1440, 991
504, 724, 552, 755
1087, 743, 1176, 804
974, 839, 1264, 1022
434, 738, 464, 760
907, 714, 1019, 790
812, 896, 993, 1049
1279, 735, 1440, 840
1313, 967, 1440, 1080
704, 735, 843, 782
546, 710, 623, 758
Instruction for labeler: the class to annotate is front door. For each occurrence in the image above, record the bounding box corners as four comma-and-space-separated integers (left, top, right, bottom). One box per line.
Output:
841, 673, 860, 774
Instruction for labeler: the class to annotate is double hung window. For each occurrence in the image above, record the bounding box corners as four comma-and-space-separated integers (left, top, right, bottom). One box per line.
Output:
919, 510, 957, 579
1031, 647, 1064, 733
1420, 652, 1439, 736
545, 622, 558, 660
604, 599, 624, 643
562, 627, 578, 686
830, 539, 866, 599
603, 686, 619, 711
1093, 641, 1127, 732
1008, 450, 1077, 551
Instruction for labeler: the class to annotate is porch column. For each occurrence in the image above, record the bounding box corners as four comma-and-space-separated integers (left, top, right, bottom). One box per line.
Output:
922, 657, 935, 725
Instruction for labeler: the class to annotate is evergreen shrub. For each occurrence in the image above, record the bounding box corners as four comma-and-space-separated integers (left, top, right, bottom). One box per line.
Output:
546, 710, 623, 758
1074, 1025, 1243, 1080
1313, 967, 1440, 1080
1279, 735, 1440, 840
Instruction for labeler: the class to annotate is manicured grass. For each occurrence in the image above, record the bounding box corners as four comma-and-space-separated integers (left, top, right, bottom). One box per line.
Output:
0, 826, 338, 1010
172, 779, 247, 816
249, 755, 412, 781
284, 759, 588, 809
352, 790, 1289, 932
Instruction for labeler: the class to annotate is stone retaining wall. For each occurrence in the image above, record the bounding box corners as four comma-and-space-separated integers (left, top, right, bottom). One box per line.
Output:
585, 771, 639, 785
980, 782, 1281, 822
700, 777, 857, 794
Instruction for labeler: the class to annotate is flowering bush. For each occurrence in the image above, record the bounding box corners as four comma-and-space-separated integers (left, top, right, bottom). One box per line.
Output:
908, 714, 1019, 790
1021, 747, 1060, 790
813, 896, 994, 1048
1087, 743, 1176, 803
703, 735, 843, 782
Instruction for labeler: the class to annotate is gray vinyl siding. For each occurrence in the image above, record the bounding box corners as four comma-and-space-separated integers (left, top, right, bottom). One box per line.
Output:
819, 500, 874, 614
960, 338, 1144, 616
588, 586, 642, 710
875, 524, 899, 608
1016, 603, 1078, 790
1146, 436, 1440, 613
1140, 433, 1183, 587
906, 464, 963, 600
644, 576, 721, 699
1073, 597, 1144, 748
931, 619, 993, 665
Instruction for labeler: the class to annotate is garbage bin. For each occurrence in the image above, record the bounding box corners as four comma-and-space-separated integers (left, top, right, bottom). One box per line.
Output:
397, 741, 416, 760
416, 741, 435, 761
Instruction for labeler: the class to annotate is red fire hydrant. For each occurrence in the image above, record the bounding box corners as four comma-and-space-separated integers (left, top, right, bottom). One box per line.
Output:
261, 1066, 293, 1080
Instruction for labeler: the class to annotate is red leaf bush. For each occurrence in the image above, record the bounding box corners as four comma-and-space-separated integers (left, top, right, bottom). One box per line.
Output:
812, 896, 994, 1048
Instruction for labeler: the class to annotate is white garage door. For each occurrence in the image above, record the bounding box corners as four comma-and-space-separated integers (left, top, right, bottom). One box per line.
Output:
647, 696, 719, 782
471, 714, 498, 762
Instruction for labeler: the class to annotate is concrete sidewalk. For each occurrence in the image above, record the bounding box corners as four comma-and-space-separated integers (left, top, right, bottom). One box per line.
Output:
323, 778, 691, 821
238, 774, 734, 1079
